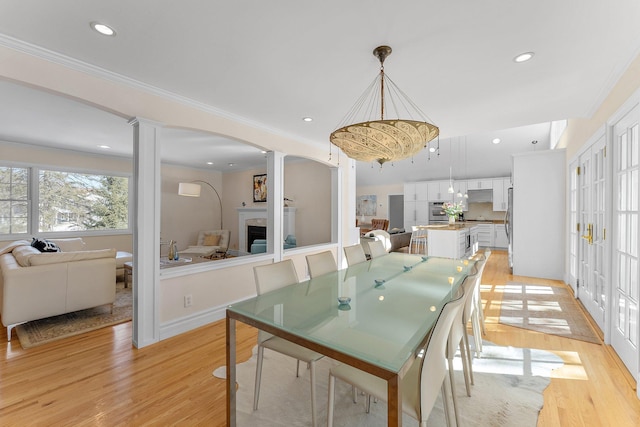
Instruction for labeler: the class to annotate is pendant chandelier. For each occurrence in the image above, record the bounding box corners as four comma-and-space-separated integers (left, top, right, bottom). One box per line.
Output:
329, 45, 439, 166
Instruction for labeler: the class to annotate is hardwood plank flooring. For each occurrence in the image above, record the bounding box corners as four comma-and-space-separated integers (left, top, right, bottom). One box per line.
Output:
1, 250, 638, 426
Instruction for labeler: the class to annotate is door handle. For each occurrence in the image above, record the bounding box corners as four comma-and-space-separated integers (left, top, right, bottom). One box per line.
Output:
581, 224, 593, 245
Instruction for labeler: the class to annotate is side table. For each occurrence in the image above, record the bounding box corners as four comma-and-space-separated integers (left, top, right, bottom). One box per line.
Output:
123, 261, 133, 288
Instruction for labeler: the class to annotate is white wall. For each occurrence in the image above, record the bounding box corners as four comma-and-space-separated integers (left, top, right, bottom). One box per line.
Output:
160, 164, 223, 254
0, 45, 351, 344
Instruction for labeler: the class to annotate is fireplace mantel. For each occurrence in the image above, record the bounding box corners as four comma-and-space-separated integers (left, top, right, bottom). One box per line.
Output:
237, 207, 297, 253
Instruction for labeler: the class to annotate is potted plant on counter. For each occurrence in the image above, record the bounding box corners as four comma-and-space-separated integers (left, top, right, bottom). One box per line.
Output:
442, 201, 464, 225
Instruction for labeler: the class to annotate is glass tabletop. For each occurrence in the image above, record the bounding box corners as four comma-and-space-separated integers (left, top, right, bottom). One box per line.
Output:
228, 252, 476, 373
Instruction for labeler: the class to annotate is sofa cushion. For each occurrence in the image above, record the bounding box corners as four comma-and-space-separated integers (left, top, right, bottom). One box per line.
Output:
28, 248, 116, 266
48, 238, 86, 252
12, 245, 41, 267
31, 237, 61, 253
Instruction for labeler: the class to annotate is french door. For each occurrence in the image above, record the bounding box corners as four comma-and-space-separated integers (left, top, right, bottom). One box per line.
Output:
576, 135, 607, 330
611, 104, 639, 378
568, 159, 579, 292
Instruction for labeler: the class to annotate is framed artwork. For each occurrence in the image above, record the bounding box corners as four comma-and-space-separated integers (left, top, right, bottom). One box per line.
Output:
356, 195, 377, 216
253, 174, 267, 202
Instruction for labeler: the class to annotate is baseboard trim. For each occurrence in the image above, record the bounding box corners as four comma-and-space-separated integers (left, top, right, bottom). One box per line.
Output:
159, 308, 225, 340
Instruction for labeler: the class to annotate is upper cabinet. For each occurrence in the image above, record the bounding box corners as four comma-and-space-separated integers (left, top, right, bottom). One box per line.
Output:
404, 181, 429, 201
467, 179, 494, 190
492, 177, 511, 211
427, 180, 453, 202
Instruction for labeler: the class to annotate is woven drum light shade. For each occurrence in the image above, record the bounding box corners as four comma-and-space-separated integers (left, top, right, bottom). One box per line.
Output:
329, 45, 439, 166
330, 119, 439, 165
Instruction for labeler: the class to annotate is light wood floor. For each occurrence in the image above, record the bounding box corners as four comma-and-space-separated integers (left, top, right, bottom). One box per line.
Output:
1, 250, 639, 426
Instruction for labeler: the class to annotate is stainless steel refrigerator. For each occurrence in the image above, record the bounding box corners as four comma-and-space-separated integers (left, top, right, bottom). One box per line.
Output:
506, 186, 513, 272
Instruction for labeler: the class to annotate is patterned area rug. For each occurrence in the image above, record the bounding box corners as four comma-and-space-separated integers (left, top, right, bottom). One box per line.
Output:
16, 283, 132, 349
223, 341, 563, 426
499, 282, 601, 344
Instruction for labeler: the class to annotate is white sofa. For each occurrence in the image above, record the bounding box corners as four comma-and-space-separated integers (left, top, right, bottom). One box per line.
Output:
0, 239, 117, 340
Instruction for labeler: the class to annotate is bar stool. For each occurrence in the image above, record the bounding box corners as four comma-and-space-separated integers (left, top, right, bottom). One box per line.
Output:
409, 226, 428, 254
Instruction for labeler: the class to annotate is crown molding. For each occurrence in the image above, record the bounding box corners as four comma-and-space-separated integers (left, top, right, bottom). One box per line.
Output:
0, 33, 319, 148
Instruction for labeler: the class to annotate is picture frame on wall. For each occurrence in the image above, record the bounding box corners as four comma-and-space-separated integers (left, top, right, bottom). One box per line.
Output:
253, 174, 267, 202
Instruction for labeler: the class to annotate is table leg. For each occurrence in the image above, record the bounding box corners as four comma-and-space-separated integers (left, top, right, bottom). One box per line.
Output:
387, 374, 402, 426
226, 315, 236, 426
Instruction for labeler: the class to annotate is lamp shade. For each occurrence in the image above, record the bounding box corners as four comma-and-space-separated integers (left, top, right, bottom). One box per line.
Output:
178, 182, 201, 197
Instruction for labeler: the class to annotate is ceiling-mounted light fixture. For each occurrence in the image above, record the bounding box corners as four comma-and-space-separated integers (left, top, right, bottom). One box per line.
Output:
90, 22, 116, 36
514, 52, 534, 63
329, 45, 439, 166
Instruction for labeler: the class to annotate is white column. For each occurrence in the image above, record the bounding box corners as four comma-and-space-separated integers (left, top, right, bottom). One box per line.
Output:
267, 151, 285, 260
129, 117, 162, 348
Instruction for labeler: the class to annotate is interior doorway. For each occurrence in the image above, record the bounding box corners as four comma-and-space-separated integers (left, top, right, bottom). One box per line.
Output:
388, 194, 404, 230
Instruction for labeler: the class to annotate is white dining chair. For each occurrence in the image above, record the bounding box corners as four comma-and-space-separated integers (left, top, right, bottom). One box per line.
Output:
344, 244, 367, 265
305, 250, 338, 278
473, 250, 491, 336
446, 271, 478, 426
367, 240, 387, 259
469, 251, 490, 357
253, 259, 323, 426
327, 287, 466, 427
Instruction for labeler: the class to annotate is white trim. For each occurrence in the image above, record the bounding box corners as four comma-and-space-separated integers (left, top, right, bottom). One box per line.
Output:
159, 297, 249, 340
0, 33, 321, 149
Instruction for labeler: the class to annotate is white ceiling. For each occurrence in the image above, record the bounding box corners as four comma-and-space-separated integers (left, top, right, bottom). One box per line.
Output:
0, 1, 639, 183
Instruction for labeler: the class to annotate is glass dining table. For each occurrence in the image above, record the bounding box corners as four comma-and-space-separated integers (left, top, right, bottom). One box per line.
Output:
225, 252, 477, 426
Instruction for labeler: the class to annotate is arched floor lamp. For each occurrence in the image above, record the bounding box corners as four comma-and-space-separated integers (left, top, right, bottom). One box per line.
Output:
178, 180, 223, 230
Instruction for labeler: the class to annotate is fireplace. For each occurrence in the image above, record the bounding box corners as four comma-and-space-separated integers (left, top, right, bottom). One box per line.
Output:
247, 225, 267, 249
237, 207, 296, 253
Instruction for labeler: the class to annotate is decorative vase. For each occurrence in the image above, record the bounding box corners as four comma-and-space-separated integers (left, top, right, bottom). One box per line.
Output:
448, 215, 456, 225
168, 240, 175, 260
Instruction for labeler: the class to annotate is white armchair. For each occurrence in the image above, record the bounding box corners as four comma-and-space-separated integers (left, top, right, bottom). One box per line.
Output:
184, 229, 230, 257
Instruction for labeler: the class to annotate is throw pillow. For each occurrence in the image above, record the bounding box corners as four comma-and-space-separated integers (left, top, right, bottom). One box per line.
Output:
203, 234, 221, 246
31, 237, 61, 253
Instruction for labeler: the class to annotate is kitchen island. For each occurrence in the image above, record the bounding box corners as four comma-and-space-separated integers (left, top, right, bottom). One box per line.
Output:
426, 223, 479, 259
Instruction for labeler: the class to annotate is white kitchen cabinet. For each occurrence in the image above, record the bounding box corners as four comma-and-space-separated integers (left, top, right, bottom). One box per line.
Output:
415, 181, 429, 201
428, 227, 468, 259
404, 182, 417, 201
404, 182, 429, 229
428, 180, 454, 202
475, 223, 493, 247
494, 223, 508, 248
466, 179, 493, 190
492, 177, 510, 211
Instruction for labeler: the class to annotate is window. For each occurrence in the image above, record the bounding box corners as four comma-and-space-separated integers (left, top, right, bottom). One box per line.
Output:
0, 164, 130, 237
0, 166, 29, 234
38, 170, 129, 232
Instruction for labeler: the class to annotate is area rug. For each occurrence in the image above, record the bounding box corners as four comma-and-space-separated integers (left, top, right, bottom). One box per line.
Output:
227, 341, 563, 426
499, 282, 601, 344
16, 283, 132, 349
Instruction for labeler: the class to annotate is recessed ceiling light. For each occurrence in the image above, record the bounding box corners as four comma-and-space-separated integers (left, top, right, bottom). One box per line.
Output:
302, 117, 313, 122
206, 161, 213, 165
90, 22, 116, 36
492, 138, 501, 144
514, 52, 534, 63
228, 163, 234, 167
97, 144, 111, 149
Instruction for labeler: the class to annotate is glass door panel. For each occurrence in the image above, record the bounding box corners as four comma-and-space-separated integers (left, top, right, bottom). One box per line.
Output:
612, 106, 639, 378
